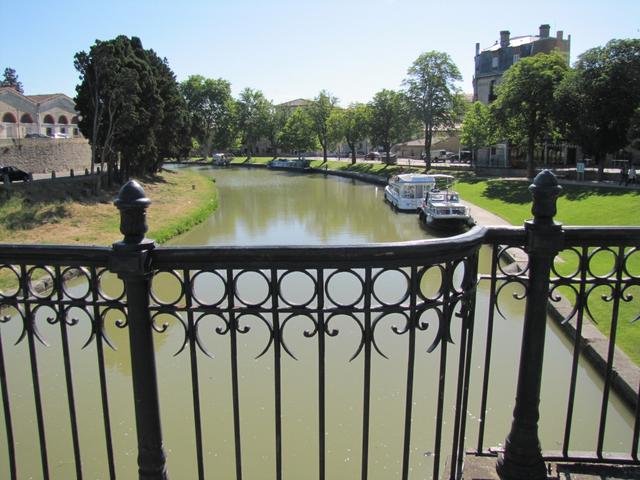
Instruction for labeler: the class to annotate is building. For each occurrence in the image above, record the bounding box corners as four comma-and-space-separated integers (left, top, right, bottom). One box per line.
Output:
0, 87, 82, 139
472, 25, 570, 168
473, 24, 571, 105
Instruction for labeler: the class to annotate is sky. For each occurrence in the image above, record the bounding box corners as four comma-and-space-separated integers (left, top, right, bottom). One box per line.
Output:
2, 0, 639, 106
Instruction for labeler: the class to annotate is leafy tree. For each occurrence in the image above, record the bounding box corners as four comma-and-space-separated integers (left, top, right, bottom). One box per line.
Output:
237, 88, 271, 158
1, 67, 23, 94
368, 89, 413, 164
492, 51, 569, 178
75, 36, 183, 177
331, 104, 370, 164
264, 104, 290, 157
460, 101, 495, 166
555, 39, 640, 180
180, 75, 236, 160
403, 51, 464, 169
280, 108, 317, 158
308, 90, 338, 162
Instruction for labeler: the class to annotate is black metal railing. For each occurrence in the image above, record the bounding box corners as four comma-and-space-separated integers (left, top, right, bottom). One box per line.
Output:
0, 171, 638, 480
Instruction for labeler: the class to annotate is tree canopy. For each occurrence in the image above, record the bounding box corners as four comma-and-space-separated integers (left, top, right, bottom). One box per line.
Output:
403, 51, 464, 169
330, 104, 370, 164
237, 88, 271, 157
368, 89, 414, 164
491, 51, 569, 178
460, 101, 495, 166
308, 90, 338, 162
74, 36, 190, 177
280, 108, 317, 157
555, 39, 640, 179
1, 68, 23, 94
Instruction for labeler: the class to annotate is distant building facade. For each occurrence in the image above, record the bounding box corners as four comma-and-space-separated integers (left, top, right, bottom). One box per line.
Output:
0, 87, 82, 139
472, 25, 571, 168
473, 24, 571, 105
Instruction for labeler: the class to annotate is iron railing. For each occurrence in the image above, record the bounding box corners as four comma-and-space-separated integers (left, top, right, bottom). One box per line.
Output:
0, 171, 638, 480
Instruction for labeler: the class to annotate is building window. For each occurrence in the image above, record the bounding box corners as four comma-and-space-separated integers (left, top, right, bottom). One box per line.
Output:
43, 114, 55, 124
513, 53, 520, 63
74, 128, 79, 136
46, 127, 53, 136
20, 113, 34, 123
492, 56, 498, 69
58, 115, 69, 124
2, 112, 17, 123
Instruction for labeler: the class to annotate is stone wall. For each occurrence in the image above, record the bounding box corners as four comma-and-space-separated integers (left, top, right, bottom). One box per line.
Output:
0, 138, 90, 173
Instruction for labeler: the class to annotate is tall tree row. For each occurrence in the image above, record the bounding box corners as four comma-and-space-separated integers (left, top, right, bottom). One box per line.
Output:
74, 36, 190, 177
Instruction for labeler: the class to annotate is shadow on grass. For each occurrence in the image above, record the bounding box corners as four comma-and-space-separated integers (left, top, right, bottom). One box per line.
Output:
3, 204, 71, 230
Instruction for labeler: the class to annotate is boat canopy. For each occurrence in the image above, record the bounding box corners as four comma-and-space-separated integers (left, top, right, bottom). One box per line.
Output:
391, 174, 437, 184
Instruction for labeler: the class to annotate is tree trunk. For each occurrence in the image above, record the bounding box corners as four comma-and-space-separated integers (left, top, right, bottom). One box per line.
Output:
351, 149, 356, 165
323, 145, 328, 163
527, 137, 536, 179
424, 124, 432, 171
596, 152, 605, 182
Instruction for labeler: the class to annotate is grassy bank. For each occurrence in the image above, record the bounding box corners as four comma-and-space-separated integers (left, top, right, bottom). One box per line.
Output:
0, 169, 218, 246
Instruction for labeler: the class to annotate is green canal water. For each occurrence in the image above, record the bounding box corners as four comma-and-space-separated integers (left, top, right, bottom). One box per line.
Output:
0, 166, 634, 479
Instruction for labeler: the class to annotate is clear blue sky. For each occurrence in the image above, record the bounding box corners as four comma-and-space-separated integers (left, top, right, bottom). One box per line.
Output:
2, 0, 638, 105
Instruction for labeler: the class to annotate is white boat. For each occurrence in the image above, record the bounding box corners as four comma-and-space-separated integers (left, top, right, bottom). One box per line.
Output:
417, 175, 474, 229
268, 158, 311, 171
384, 173, 437, 211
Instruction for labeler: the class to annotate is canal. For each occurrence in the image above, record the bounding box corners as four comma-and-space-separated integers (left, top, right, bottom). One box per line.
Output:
0, 166, 634, 479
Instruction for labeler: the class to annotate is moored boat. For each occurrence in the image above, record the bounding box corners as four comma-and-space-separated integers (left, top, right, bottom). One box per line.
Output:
417, 175, 474, 229
267, 158, 311, 171
384, 173, 437, 211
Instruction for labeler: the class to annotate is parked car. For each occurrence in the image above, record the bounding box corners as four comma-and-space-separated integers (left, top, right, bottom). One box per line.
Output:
365, 152, 381, 160
51, 133, 69, 139
460, 150, 472, 162
0, 166, 30, 182
25, 133, 50, 139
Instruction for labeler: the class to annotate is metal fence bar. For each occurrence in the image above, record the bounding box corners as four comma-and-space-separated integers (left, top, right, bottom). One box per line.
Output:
0, 328, 16, 480
91, 269, 117, 480
184, 269, 205, 480
562, 246, 588, 457
271, 268, 283, 480
317, 269, 326, 480
596, 246, 625, 458
400, 266, 418, 480
22, 264, 50, 480
227, 268, 243, 480
476, 245, 499, 454
55, 266, 83, 479
360, 268, 372, 480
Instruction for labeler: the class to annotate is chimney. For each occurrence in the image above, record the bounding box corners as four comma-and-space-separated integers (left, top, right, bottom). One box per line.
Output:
539, 24, 550, 38
475, 42, 480, 56
500, 30, 510, 48
556, 30, 564, 40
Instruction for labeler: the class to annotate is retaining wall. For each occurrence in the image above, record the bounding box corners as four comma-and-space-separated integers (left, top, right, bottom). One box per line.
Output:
0, 137, 91, 174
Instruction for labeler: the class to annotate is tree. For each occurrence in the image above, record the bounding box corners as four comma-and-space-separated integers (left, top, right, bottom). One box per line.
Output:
180, 75, 236, 160
1, 68, 24, 94
308, 90, 338, 162
332, 104, 370, 164
460, 102, 495, 166
403, 51, 464, 170
280, 108, 317, 158
492, 51, 569, 178
237, 88, 271, 158
264, 104, 289, 157
368, 89, 414, 164
555, 39, 640, 180
75, 36, 165, 178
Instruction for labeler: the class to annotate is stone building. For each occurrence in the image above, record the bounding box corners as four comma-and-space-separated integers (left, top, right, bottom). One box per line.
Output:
0, 87, 82, 139
473, 24, 571, 105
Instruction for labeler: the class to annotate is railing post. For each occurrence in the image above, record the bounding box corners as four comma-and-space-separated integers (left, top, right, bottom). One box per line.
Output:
496, 170, 563, 480
110, 180, 169, 480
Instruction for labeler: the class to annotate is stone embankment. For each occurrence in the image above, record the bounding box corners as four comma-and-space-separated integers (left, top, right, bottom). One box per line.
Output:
0, 137, 90, 173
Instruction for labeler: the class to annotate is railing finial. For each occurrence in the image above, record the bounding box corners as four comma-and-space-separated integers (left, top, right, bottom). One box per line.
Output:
114, 180, 151, 244
529, 170, 562, 225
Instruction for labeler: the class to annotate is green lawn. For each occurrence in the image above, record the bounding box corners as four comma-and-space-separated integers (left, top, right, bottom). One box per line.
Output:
454, 177, 640, 363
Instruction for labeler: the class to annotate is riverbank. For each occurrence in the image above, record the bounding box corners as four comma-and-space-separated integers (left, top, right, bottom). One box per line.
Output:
0, 169, 217, 247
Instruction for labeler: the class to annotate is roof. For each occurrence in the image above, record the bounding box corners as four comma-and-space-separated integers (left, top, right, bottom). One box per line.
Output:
482, 35, 539, 52
278, 98, 311, 108
392, 174, 437, 184
0, 87, 74, 106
